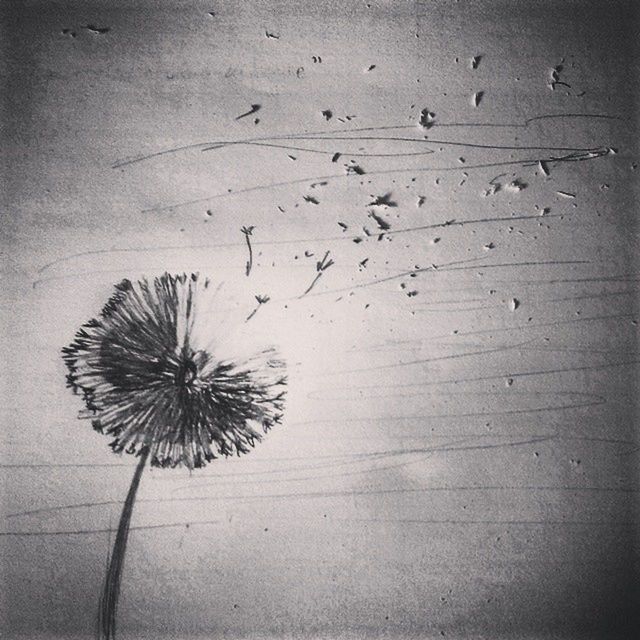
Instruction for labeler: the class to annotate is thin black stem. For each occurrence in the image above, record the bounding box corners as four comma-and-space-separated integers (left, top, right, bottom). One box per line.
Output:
245, 235, 253, 276
97, 447, 150, 640
301, 273, 323, 296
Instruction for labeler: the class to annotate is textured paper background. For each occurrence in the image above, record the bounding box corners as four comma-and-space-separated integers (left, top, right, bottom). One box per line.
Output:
1, 1, 639, 638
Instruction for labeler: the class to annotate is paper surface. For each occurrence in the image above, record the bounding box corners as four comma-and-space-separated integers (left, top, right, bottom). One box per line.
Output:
1, 1, 638, 638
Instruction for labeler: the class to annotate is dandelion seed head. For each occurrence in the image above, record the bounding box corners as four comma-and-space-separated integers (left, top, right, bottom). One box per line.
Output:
62, 273, 287, 469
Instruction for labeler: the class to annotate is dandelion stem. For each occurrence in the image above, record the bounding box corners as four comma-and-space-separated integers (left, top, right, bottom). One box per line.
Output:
245, 237, 253, 275
98, 446, 150, 640
301, 272, 323, 296
243, 232, 254, 276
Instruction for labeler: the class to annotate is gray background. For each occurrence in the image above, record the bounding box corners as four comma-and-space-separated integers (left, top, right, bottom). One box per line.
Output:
1, 1, 639, 638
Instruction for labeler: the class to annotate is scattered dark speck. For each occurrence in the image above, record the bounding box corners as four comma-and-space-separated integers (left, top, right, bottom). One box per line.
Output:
345, 162, 365, 175
265, 31, 280, 39
506, 178, 527, 192
368, 193, 397, 208
82, 24, 110, 34
303, 195, 319, 205
321, 109, 333, 121
332, 152, 342, 163
235, 104, 261, 120
419, 108, 436, 129
368, 210, 391, 231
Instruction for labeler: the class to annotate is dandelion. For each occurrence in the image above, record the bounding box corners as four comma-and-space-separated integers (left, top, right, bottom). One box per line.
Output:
62, 273, 286, 639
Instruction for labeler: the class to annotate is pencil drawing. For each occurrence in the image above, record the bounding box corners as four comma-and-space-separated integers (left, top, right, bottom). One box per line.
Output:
2, 2, 638, 638
61, 273, 286, 639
